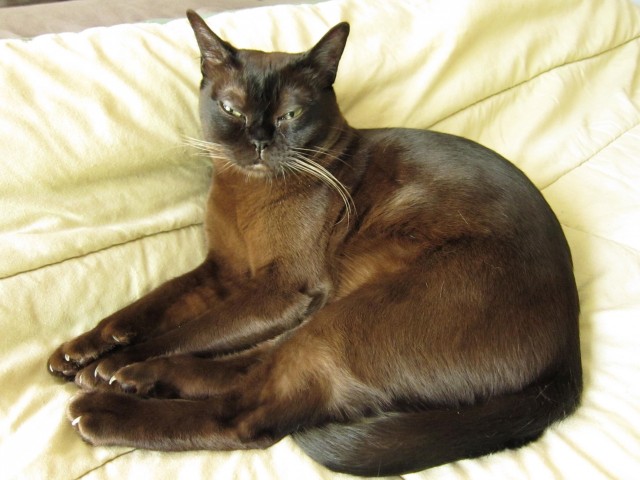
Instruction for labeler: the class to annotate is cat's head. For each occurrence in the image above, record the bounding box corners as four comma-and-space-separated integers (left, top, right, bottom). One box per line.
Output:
187, 10, 350, 177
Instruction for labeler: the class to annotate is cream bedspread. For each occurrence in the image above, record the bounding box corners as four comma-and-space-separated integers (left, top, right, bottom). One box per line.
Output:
1, 0, 639, 478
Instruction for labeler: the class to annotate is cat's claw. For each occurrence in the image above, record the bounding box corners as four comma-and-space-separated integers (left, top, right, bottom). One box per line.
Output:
71, 416, 82, 427
109, 376, 117, 385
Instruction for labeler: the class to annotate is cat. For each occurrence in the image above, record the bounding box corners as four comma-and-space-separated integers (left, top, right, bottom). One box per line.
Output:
47, 10, 582, 476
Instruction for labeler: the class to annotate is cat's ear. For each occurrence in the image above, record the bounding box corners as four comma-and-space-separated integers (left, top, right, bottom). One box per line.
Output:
186, 10, 237, 76
305, 22, 350, 87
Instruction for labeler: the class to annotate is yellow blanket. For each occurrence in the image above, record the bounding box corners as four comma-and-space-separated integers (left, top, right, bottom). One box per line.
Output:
1, 0, 639, 478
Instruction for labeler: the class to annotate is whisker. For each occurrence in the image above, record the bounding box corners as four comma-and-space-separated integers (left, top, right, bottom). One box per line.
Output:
215, 160, 235, 174
278, 164, 288, 189
291, 146, 354, 171
181, 135, 228, 154
291, 145, 341, 160
192, 152, 227, 159
182, 136, 354, 222
287, 154, 355, 224
180, 135, 241, 175
296, 165, 353, 224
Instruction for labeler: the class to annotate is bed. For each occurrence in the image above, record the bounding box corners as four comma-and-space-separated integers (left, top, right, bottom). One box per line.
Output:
1, 0, 639, 478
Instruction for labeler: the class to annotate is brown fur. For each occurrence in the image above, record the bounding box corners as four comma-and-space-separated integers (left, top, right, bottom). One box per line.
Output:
48, 11, 582, 476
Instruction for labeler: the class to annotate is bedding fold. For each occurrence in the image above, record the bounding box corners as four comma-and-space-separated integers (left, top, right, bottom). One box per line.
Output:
0, 23, 209, 278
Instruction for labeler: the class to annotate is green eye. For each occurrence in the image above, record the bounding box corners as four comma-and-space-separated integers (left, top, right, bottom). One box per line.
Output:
220, 101, 244, 118
278, 108, 302, 123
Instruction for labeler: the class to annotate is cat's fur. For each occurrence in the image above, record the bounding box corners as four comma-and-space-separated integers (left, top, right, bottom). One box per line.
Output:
47, 11, 582, 476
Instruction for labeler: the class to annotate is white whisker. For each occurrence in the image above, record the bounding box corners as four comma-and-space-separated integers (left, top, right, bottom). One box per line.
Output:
180, 135, 242, 174
292, 146, 341, 162
287, 153, 355, 224
181, 135, 228, 154
181, 136, 354, 223
291, 146, 354, 171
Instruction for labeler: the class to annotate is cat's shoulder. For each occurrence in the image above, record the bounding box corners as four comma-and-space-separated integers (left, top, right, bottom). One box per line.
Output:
356, 127, 521, 181
358, 127, 497, 158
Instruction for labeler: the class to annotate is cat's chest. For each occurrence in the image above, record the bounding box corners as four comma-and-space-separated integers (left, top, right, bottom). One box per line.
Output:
205, 181, 330, 278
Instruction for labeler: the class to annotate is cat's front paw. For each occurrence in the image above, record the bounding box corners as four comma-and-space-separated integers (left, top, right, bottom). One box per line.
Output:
67, 391, 142, 446
48, 325, 136, 379
74, 362, 122, 392
109, 358, 178, 398
87, 349, 152, 385
48, 336, 106, 379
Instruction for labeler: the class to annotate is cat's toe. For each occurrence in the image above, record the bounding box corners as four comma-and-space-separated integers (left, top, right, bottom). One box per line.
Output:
92, 348, 153, 384
48, 336, 110, 378
67, 390, 97, 421
48, 346, 86, 378
92, 353, 135, 382
93, 359, 117, 383
47, 356, 75, 379
74, 364, 99, 389
69, 412, 116, 446
74, 363, 118, 391
67, 410, 102, 445
111, 363, 157, 396
67, 391, 143, 446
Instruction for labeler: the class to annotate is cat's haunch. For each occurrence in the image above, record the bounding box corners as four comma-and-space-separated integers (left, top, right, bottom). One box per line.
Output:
48, 10, 581, 476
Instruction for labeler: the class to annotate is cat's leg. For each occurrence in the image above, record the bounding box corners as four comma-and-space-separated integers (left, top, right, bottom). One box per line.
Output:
86, 285, 318, 384
66, 391, 278, 451
78, 341, 275, 397
66, 337, 343, 451
97, 355, 254, 398
48, 260, 221, 379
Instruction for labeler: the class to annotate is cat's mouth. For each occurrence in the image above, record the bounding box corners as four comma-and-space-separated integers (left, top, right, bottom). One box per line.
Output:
239, 157, 271, 176
242, 149, 273, 174
247, 163, 269, 172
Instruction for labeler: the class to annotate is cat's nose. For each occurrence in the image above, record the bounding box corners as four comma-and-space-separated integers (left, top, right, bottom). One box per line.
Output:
251, 139, 270, 152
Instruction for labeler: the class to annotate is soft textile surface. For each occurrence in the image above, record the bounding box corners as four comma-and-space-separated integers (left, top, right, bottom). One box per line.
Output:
1, 0, 639, 478
0, 0, 324, 39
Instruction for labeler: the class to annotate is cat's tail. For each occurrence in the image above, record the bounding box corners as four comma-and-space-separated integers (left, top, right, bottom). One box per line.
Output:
292, 370, 581, 476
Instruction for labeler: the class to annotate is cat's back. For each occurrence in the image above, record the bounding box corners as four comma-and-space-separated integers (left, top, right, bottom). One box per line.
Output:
358, 127, 532, 195
353, 127, 560, 244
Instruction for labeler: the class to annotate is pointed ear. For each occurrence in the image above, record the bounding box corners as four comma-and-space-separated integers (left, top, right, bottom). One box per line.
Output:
305, 22, 350, 87
186, 10, 237, 75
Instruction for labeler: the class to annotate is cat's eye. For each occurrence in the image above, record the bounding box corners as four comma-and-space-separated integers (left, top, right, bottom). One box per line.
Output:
277, 108, 302, 124
219, 101, 244, 119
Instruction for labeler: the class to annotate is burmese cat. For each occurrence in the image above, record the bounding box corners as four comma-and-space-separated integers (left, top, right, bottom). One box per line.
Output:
47, 11, 582, 476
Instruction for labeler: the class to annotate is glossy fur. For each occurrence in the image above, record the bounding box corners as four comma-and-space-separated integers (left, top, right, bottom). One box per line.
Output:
48, 11, 582, 476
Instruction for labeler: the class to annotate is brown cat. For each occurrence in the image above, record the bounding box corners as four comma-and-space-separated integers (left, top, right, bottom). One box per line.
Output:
47, 11, 582, 476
